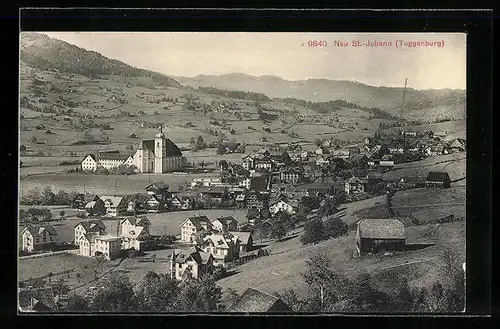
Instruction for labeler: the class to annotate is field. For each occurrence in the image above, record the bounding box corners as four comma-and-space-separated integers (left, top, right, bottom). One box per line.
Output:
382, 152, 466, 184
18, 209, 247, 244
353, 186, 466, 224
216, 221, 465, 296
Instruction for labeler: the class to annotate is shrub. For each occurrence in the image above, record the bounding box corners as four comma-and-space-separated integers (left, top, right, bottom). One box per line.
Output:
324, 216, 348, 238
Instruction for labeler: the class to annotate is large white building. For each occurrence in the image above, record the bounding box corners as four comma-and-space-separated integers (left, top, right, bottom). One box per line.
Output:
81, 127, 183, 173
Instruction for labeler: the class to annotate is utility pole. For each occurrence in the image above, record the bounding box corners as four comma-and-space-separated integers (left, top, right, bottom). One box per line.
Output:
400, 78, 408, 120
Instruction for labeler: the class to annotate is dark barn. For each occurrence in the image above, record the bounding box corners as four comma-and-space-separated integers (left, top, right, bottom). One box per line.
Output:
425, 171, 451, 188
356, 218, 406, 256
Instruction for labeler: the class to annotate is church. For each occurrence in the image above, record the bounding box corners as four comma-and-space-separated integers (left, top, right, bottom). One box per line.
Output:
81, 127, 183, 173
132, 127, 184, 173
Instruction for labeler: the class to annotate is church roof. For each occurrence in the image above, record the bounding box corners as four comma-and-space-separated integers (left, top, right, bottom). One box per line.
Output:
138, 139, 182, 157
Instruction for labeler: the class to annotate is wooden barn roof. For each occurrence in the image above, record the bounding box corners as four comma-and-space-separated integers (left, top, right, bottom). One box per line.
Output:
357, 218, 406, 240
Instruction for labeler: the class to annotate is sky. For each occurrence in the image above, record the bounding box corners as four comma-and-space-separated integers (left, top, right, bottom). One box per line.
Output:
43, 32, 466, 90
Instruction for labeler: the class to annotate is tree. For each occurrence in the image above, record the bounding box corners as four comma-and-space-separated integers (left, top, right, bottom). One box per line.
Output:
319, 198, 338, 218
222, 288, 240, 310
230, 128, 235, 135
135, 272, 180, 312
268, 221, 286, 240
300, 218, 325, 245
41, 186, 56, 205
315, 138, 323, 146
59, 210, 66, 220
344, 272, 391, 312
51, 277, 71, 296
76, 273, 81, 283
174, 274, 223, 312
65, 294, 89, 312
216, 144, 226, 155
218, 160, 229, 172
91, 273, 138, 312
324, 216, 348, 239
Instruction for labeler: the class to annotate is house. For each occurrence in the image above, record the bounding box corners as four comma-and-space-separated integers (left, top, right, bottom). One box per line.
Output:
198, 186, 226, 202
238, 177, 251, 189
450, 139, 466, 152
170, 195, 182, 209
344, 177, 366, 195
145, 181, 169, 196
212, 216, 238, 233
254, 155, 274, 171
426, 171, 451, 188
191, 177, 223, 188
363, 137, 371, 146
300, 150, 309, 159
402, 131, 418, 137
235, 194, 246, 207
227, 287, 293, 313
332, 150, 350, 160
18, 287, 59, 312
242, 155, 255, 171
129, 132, 138, 138
201, 232, 240, 267
388, 147, 404, 154
81, 153, 134, 172
100, 195, 128, 217
356, 218, 406, 256
246, 191, 269, 210
279, 167, 303, 184
269, 199, 297, 215
229, 231, 253, 253
434, 131, 448, 139
144, 194, 163, 212
118, 215, 151, 250
315, 156, 330, 167
74, 220, 106, 244
71, 194, 100, 209
84, 198, 106, 216
314, 147, 324, 156
180, 215, 212, 244
172, 246, 214, 281
20, 225, 59, 252
79, 233, 123, 261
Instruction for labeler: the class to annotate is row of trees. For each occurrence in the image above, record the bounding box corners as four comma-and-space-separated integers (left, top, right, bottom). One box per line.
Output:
19, 207, 53, 222
64, 271, 224, 312
20, 187, 77, 206
197, 86, 271, 102
300, 216, 348, 245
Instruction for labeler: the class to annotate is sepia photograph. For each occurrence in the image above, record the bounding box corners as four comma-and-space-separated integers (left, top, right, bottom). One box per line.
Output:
18, 31, 466, 314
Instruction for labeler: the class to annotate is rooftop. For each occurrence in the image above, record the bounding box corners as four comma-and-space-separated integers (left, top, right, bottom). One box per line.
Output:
227, 287, 291, 313
357, 218, 406, 240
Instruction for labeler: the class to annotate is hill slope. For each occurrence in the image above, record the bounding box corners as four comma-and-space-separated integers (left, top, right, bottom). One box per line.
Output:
20, 32, 181, 88
176, 74, 466, 122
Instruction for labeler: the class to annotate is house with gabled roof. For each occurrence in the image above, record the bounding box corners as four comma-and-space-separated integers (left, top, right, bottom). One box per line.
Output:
229, 231, 253, 253
84, 198, 106, 216
71, 193, 100, 209
227, 287, 292, 313
344, 176, 366, 195
79, 233, 123, 260
172, 246, 214, 281
118, 215, 151, 250
356, 218, 406, 256
426, 171, 451, 189
212, 216, 238, 233
201, 232, 240, 267
180, 215, 212, 244
269, 199, 297, 215
100, 195, 128, 217
20, 225, 59, 252
74, 220, 106, 244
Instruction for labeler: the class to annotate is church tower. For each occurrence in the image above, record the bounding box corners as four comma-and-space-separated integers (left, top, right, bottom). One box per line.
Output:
154, 126, 166, 173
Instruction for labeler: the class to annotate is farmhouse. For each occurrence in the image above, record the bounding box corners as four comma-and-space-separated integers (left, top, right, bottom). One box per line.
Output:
171, 247, 214, 281
201, 232, 240, 267
242, 155, 255, 171
146, 181, 169, 195
20, 225, 59, 252
74, 220, 106, 244
229, 231, 253, 253
71, 194, 100, 209
84, 198, 106, 216
450, 139, 466, 152
269, 199, 297, 215
79, 233, 122, 261
211, 216, 238, 233
344, 177, 366, 195
180, 215, 212, 244
246, 191, 269, 210
144, 194, 163, 212
356, 218, 406, 256
426, 171, 451, 189
100, 195, 128, 217
332, 150, 350, 160
227, 287, 293, 312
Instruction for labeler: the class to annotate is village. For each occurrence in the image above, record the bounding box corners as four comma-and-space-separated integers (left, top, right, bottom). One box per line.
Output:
19, 125, 465, 312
